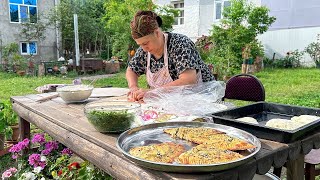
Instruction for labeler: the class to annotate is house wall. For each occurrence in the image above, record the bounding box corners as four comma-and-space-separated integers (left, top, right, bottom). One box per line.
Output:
154, 0, 320, 66
0, 0, 59, 63
156, 0, 200, 41
258, 27, 319, 67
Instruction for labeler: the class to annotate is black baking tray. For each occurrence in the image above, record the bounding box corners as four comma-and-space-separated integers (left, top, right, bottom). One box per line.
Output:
210, 102, 320, 143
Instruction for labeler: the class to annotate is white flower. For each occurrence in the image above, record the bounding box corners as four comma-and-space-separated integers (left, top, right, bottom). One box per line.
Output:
19, 172, 36, 180
40, 177, 45, 180
40, 156, 47, 162
33, 166, 43, 174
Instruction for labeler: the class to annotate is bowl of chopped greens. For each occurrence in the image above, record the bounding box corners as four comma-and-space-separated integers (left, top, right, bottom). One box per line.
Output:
84, 100, 141, 133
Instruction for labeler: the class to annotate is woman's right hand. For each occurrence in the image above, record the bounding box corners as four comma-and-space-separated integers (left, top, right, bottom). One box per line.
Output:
127, 87, 139, 102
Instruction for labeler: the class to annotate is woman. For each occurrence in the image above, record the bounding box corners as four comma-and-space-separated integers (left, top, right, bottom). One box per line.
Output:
126, 10, 214, 102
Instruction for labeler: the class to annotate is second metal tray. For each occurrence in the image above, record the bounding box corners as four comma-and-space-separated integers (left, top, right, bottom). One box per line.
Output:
117, 122, 261, 173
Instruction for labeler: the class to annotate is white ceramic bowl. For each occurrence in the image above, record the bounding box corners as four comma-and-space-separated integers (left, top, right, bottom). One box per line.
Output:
57, 85, 93, 103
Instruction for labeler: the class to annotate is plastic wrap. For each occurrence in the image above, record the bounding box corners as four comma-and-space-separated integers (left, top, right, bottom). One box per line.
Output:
143, 81, 226, 116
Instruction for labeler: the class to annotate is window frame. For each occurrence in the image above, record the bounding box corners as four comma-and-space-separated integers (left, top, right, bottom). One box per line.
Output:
172, 1, 184, 26
20, 41, 37, 55
214, 0, 231, 21
9, 0, 37, 23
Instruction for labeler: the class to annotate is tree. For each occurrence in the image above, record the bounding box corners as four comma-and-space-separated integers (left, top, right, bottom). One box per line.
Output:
103, 0, 178, 60
49, 0, 109, 60
209, 0, 275, 76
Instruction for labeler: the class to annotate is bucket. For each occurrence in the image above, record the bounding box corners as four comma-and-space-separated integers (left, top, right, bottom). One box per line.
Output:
253, 172, 280, 180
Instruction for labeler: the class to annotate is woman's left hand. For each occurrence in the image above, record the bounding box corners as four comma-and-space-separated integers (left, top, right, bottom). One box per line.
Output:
131, 88, 149, 102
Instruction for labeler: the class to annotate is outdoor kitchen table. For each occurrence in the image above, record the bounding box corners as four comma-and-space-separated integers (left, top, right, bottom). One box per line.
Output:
10, 92, 320, 180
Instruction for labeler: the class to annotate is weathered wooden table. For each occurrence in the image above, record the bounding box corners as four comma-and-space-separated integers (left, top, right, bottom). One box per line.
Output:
11, 92, 320, 180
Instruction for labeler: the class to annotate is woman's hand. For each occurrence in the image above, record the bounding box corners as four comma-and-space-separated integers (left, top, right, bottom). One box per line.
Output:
127, 87, 139, 102
127, 88, 149, 102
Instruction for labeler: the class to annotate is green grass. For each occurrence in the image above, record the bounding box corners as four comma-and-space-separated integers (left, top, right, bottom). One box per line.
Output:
0, 68, 320, 178
255, 68, 320, 108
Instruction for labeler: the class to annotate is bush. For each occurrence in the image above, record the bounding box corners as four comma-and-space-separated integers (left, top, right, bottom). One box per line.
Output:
305, 34, 320, 67
209, 0, 275, 76
270, 50, 303, 68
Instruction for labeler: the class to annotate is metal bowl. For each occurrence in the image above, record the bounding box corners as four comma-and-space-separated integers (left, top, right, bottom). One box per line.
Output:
57, 85, 93, 103
117, 122, 261, 173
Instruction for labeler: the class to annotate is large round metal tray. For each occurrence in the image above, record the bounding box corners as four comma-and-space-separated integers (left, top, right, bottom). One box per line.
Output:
117, 122, 261, 173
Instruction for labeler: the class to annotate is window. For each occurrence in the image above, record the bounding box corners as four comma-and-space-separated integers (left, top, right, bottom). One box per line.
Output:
20, 42, 37, 55
214, 0, 231, 20
172, 1, 184, 25
9, 0, 37, 23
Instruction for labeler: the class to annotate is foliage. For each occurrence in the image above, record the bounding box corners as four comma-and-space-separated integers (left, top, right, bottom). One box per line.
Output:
266, 50, 304, 68
209, 0, 275, 76
0, 100, 18, 139
20, 15, 47, 43
304, 34, 320, 67
2, 133, 109, 179
104, 0, 178, 60
49, 0, 109, 59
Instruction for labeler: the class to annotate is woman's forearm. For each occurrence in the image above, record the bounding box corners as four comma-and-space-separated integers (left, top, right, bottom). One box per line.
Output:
162, 69, 197, 87
126, 67, 139, 89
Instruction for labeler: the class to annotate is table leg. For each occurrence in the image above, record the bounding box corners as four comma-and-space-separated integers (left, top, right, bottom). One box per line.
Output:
286, 154, 305, 180
19, 117, 30, 142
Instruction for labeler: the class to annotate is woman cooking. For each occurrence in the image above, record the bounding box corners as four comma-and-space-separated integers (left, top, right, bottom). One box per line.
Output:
126, 10, 215, 102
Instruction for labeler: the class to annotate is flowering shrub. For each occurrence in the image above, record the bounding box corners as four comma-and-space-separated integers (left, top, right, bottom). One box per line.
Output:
195, 35, 214, 62
2, 133, 108, 180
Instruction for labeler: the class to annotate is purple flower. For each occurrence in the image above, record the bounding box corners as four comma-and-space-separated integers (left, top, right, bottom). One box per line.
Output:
11, 154, 18, 159
21, 138, 30, 148
31, 134, 46, 144
45, 141, 59, 150
61, 148, 73, 156
41, 148, 52, 156
28, 154, 41, 166
9, 138, 30, 154
28, 154, 46, 168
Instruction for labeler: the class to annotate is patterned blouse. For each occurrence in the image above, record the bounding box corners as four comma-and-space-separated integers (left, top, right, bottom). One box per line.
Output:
128, 33, 215, 82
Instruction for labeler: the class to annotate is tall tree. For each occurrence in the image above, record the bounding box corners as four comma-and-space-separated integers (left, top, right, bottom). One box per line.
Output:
104, 0, 177, 60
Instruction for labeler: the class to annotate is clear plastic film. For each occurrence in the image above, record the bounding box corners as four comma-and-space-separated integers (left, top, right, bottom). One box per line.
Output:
143, 81, 226, 116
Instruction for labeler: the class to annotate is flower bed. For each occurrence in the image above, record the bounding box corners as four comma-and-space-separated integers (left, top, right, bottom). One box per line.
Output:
2, 133, 107, 180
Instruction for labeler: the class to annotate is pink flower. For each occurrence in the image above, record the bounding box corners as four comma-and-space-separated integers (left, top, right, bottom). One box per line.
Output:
1, 170, 12, 179
1, 168, 17, 179
32, 134, 46, 144
8, 167, 17, 173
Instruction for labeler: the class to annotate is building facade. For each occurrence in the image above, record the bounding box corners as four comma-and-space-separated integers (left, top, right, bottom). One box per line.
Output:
154, 0, 320, 66
0, 0, 60, 64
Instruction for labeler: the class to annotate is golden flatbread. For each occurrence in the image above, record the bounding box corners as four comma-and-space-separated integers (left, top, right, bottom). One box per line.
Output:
204, 134, 256, 151
176, 144, 244, 165
129, 142, 185, 163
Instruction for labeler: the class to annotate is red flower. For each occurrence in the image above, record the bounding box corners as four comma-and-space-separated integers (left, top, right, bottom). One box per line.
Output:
67, 162, 81, 170
58, 170, 63, 176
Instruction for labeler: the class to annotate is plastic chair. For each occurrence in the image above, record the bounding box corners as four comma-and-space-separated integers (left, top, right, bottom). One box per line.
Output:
223, 74, 265, 102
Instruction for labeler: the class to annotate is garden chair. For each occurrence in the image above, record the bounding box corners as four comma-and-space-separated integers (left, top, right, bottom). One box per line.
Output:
223, 74, 265, 102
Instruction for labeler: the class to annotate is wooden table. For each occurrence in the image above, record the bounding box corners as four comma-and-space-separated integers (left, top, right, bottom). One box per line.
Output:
11, 92, 320, 180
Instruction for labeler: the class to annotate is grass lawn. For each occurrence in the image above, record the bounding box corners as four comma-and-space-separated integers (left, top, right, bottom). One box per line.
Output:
0, 68, 319, 178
